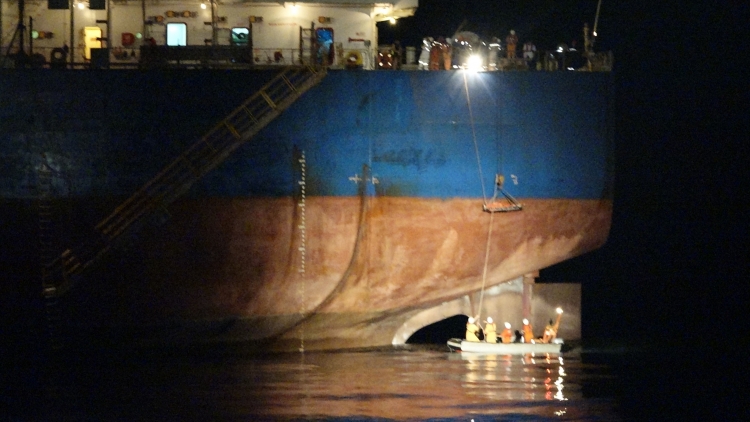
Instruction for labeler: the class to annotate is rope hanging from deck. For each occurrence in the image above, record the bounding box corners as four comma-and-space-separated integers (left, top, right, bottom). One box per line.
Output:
464, 72, 488, 205
463, 71, 493, 321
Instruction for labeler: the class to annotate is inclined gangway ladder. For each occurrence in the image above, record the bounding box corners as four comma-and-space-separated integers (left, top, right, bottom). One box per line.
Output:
43, 65, 327, 299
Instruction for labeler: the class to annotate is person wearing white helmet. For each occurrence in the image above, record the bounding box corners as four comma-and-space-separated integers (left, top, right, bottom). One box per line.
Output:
465, 316, 480, 342
522, 318, 535, 343
483, 317, 497, 343
506, 29, 518, 59
500, 322, 513, 343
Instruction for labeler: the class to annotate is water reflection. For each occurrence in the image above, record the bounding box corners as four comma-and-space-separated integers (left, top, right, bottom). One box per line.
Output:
453, 352, 568, 404
32, 345, 621, 420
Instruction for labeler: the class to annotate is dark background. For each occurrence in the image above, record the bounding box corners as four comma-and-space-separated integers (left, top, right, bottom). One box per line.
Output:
1, 2, 744, 420
379, 0, 745, 344
382, 2, 745, 417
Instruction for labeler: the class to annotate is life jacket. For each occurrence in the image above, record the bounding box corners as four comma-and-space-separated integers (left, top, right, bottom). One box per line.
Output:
501, 328, 513, 343
523, 324, 534, 342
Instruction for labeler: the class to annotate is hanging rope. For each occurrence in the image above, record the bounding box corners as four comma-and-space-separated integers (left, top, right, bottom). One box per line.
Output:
463, 71, 494, 323
476, 211, 495, 323
463, 72, 488, 205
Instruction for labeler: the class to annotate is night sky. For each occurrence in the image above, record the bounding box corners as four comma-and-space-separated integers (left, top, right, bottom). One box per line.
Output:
381, 0, 745, 345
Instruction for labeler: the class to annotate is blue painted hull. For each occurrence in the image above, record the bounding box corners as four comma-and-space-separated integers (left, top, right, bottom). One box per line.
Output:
200, 71, 614, 200
1, 70, 613, 200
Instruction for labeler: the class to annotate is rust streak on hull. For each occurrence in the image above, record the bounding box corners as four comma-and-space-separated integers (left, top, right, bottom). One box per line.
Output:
101, 196, 610, 349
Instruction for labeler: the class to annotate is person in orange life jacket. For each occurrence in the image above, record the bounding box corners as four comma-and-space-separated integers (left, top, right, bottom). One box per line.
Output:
506, 30, 518, 58
522, 318, 534, 343
483, 317, 497, 343
465, 316, 480, 342
501, 322, 513, 343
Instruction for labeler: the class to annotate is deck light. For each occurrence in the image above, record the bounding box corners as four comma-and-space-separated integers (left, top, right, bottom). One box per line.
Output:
77, 2, 85, 9
467, 54, 482, 72
200, 2, 206, 9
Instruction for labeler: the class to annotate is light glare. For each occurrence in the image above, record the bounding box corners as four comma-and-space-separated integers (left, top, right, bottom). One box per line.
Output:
467, 54, 482, 71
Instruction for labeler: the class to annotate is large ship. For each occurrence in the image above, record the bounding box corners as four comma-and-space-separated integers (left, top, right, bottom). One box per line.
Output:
1, 1, 614, 352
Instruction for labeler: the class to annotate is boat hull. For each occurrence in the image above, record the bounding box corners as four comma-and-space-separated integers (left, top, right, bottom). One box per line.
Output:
447, 338, 563, 354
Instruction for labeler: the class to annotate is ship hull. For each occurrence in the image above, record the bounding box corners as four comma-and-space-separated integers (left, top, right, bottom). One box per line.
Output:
0, 70, 614, 350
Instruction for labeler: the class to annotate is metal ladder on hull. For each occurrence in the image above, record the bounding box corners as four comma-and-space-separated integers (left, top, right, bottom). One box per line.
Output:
38, 163, 66, 350
44, 65, 327, 298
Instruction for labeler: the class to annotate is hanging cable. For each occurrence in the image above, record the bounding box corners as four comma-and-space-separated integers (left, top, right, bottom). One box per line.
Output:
475, 211, 495, 323
463, 71, 488, 204
463, 71, 495, 322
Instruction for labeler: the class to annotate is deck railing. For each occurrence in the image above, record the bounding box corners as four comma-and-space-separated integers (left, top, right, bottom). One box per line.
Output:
1, 44, 612, 72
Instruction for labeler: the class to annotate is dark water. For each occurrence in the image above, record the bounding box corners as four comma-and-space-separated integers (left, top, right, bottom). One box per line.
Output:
2, 339, 736, 421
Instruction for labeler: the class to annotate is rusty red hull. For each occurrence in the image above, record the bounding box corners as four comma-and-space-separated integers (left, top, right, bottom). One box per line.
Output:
99, 196, 609, 350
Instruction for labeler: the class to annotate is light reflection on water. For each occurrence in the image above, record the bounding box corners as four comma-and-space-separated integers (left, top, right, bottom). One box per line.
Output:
39, 345, 622, 421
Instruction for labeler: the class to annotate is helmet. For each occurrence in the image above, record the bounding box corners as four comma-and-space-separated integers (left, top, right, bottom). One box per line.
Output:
510, 30, 516, 35
504, 322, 511, 329
468, 317, 475, 323
486, 317, 493, 323
523, 318, 529, 325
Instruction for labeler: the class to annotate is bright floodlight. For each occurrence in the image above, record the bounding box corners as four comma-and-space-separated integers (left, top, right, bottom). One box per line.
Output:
467, 54, 482, 72
556, 307, 563, 314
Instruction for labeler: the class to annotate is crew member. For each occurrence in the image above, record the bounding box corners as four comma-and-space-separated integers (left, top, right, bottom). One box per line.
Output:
440, 37, 452, 70
466, 316, 480, 342
429, 38, 442, 70
541, 319, 556, 343
418, 37, 432, 70
506, 30, 518, 58
500, 322, 513, 344
523, 40, 536, 67
484, 317, 497, 343
541, 308, 564, 343
522, 318, 534, 343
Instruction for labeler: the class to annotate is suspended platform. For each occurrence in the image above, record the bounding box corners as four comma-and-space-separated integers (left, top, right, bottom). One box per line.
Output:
483, 174, 523, 213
